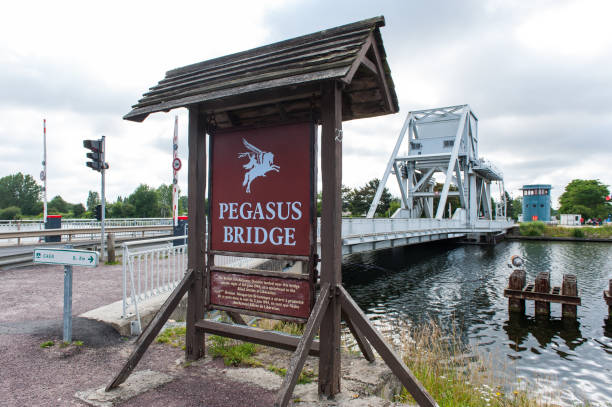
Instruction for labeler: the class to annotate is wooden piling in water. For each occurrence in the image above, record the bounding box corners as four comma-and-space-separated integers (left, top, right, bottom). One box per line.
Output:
605, 279, 612, 318
504, 272, 580, 319
535, 272, 551, 317
561, 274, 577, 318
508, 269, 526, 313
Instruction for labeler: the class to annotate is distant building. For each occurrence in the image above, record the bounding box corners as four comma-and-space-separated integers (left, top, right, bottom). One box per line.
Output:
560, 214, 581, 226
521, 184, 551, 222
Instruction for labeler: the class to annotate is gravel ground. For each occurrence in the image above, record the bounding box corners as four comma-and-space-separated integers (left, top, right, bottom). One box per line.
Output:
0, 263, 277, 406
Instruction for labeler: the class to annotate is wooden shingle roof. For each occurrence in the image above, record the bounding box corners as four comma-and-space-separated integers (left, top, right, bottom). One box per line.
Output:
124, 16, 398, 128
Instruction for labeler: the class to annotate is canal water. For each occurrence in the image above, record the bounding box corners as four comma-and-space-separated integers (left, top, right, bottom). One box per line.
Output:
343, 240, 612, 406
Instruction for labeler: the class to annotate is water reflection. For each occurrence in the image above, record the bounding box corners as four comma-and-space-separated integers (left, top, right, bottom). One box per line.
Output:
504, 314, 586, 356
343, 240, 612, 406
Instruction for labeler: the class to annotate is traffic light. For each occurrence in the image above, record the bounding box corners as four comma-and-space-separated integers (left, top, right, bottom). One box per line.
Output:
95, 204, 102, 221
83, 139, 108, 171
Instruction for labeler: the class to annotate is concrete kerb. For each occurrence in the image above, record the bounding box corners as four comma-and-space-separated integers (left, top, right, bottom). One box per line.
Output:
75, 370, 173, 407
80, 292, 188, 336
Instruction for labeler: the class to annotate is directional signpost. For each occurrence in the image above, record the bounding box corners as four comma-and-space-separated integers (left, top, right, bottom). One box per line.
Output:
33, 247, 99, 343
34, 247, 99, 266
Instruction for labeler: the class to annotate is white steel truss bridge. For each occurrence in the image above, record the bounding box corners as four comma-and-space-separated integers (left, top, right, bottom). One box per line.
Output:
337, 104, 515, 254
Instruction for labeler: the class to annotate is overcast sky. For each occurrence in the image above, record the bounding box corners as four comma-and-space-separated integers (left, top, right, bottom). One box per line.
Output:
1, 0, 611, 209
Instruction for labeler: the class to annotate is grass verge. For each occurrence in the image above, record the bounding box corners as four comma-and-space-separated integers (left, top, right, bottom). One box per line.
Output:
394, 319, 584, 406
519, 222, 612, 239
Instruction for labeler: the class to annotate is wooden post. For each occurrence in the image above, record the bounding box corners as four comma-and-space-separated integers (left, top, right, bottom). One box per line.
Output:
534, 272, 550, 317
508, 269, 526, 314
185, 106, 207, 361
606, 279, 612, 318
561, 274, 577, 318
318, 81, 343, 398
609, 279, 612, 317
107, 233, 116, 263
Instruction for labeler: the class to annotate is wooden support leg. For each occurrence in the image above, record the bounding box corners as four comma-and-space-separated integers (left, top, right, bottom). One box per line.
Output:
106, 270, 195, 391
508, 269, 526, 314
274, 283, 331, 407
534, 272, 550, 317
185, 107, 207, 361
338, 286, 438, 407
342, 310, 375, 362
318, 80, 343, 398
561, 274, 578, 318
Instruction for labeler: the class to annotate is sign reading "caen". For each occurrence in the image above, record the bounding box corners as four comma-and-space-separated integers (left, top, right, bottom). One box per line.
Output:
210, 122, 314, 256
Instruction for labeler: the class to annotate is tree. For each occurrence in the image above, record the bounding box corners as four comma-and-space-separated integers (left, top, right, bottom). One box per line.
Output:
346, 179, 391, 216
127, 184, 160, 218
341, 185, 352, 212
178, 195, 188, 215
48, 195, 70, 214
433, 182, 460, 218
509, 196, 522, 221
86, 190, 100, 212
0, 206, 22, 220
156, 184, 173, 217
72, 203, 86, 218
558, 179, 612, 219
388, 198, 401, 217
0, 173, 42, 215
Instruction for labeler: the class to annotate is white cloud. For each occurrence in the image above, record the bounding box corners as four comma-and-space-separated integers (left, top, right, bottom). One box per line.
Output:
515, 0, 612, 59
0, 0, 610, 213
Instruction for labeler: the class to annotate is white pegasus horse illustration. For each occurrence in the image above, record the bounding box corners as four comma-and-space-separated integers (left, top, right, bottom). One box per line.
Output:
238, 138, 280, 193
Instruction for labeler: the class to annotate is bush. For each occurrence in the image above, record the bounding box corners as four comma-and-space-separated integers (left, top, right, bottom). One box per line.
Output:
0, 206, 22, 220
519, 221, 545, 236
572, 228, 585, 238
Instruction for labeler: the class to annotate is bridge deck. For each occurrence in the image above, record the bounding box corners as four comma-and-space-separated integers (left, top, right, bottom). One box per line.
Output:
335, 217, 514, 255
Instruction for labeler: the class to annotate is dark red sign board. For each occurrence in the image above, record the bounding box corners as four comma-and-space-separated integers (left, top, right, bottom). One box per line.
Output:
210, 271, 311, 319
210, 122, 314, 256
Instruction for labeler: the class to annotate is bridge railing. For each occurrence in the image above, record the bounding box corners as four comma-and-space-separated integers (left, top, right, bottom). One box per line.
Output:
0, 218, 172, 231
473, 219, 514, 230
0, 223, 173, 246
337, 217, 465, 237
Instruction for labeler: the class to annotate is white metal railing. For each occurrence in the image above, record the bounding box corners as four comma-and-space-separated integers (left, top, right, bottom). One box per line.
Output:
0, 218, 172, 230
122, 235, 188, 328
121, 234, 270, 333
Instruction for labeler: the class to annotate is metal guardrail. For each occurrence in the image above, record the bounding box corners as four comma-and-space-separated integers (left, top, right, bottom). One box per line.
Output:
0, 218, 172, 230
121, 235, 276, 334
122, 235, 188, 333
0, 225, 173, 246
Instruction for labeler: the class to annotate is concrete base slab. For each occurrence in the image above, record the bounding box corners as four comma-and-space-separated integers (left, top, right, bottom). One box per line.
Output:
74, 370, 173, 407
223, 356, 407, 406
80, 293, 187, 336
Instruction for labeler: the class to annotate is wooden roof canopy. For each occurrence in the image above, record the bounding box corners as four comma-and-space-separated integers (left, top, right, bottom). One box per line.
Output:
124, 16, 398, 129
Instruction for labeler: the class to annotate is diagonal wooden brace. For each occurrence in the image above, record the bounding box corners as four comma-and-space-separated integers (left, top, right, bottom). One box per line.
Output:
338, 286, 438, 407
274, 283, 331, 407
342, 309, 375, 362
106, 269, 195, 391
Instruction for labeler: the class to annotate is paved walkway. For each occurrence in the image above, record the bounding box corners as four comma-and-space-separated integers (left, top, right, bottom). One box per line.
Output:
0, 263, 403, 407
0, 263, 278, 406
